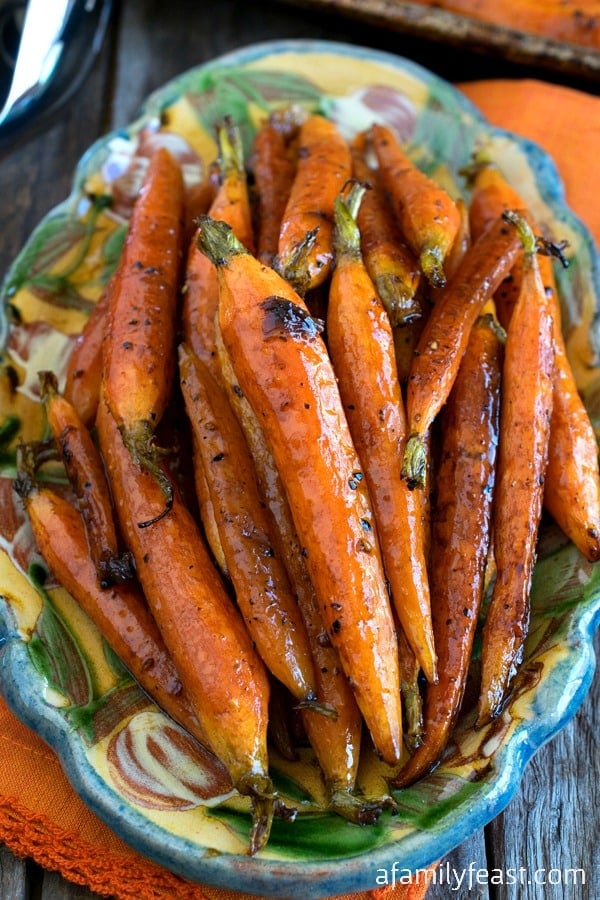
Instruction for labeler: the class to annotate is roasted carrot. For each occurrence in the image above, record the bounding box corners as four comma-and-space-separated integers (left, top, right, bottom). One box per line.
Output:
102, 147, 185, 512
478, 214, 555, 726
276, 114, 352, 295
327, 182, 436, 684
13, 462, 226, 770
63, 286, 111, 427
39, 371, 133, 587
251, 119, 296, 267
468, 158, 600, 561
402, 212, 523, 489
96, 392, 281, 853
215, 328, 390, 822
178, 343, 320, 705
370, 122, 461, 288
350, 133, 423, 326
183, 175, 217, 246
197, 215, 403, 766
182, 120, 254, 373
396, 312, 502, 787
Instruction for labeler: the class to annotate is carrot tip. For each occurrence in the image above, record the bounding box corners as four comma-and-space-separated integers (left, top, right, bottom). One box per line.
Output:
294, 698, 339, 720
196, 215, 248, 268
401, 433, 428, 490
419, 245, 446, 289
274, 227, 319, 296
401, 681, 424, 752
120, 422, 174, 527
375, 273, 422, 327
329, 787, 398, 826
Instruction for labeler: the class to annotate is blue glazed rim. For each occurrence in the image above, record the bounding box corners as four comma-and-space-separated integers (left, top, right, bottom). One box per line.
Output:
1, 39, 600, 899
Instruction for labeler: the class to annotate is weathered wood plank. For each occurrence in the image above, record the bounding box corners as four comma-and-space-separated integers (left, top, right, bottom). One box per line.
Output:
0, 845, 29, 900
485, 629, 600, 900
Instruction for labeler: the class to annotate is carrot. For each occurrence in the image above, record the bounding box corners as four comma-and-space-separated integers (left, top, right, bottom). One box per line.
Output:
102, 147, 185, 514
63, 286, 110, 427
402, 212, 523, 489
350, 133, 423, 326
250, 119, 296, 267
213, 329, 380, 820
197, 215, 403, 766
182, 120, 254, 374
276, 114, 352, 295
468, 158, 600, 561
183, 175, 217, 246
327, 182, 436, 684
370, 122, 461, 288
395, 312, 502, 787
178, 343, 320, 706
13, 462, 226, 771
543, 314, 600, 562
39, 371, 133, 587
95, 392, 282, 854
478, 213, 555, 726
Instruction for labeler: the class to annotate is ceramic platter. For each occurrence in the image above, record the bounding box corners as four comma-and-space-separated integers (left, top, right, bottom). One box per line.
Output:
1, 40, 599, 899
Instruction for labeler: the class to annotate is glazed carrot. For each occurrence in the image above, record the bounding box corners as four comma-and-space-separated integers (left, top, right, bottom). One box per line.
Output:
350, 133, 423, 326
478, 214, 555, 726
183, 175, 217, 246
102, 147, 185, 512
214, 328, 381, 819
276, 114, 352, 295
182, 121, 254, 373
396, 313, 502, 787
13, 465, 226, 769
39, 371, 133, 587
178, 343, 320, 705
251, 119, 296, 267
63, 286, 111, 427
215, 329, 391, 821
468, 158, 600, 561
402, 212, 523, 489
370, 122, 461, 288
197, 215, 403, 766
96, 392, 280, 853
327, 183, 436, 684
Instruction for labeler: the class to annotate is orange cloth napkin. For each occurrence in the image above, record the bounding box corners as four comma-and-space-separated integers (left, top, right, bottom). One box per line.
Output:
1, 76, 599, 900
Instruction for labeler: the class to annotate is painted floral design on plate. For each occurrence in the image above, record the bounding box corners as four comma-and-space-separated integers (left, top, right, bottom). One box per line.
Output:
0, 40, 599, 899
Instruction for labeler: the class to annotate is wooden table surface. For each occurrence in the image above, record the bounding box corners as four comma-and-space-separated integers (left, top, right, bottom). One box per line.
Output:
0, 1, 598, 897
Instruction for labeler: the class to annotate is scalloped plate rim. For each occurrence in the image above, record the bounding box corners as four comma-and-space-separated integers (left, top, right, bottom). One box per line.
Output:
1, 38, 600, 899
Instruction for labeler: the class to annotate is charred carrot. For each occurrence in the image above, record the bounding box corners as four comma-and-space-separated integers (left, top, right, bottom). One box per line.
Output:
396, 313, 502, 787
468, 158, 600, 561
215, 327, 390, 821
276, 114, 352, 295
251, 119, 296, 267
183, 175, 217, 246
96, 392, 282, 853
178, 343, 321, 705
350, 134, 422, 326
402, 212, 523, 489
39, 371, 133, 587
63, 287, 111, 427
478, 214, 555, 726
102, 147, 185, 512
182, 120, 254, 373
13, 463, 225, 766
370, 123, 461, 288
327, 182, 436, 684
214, 327, 378, 810
197, 215, 403, 766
